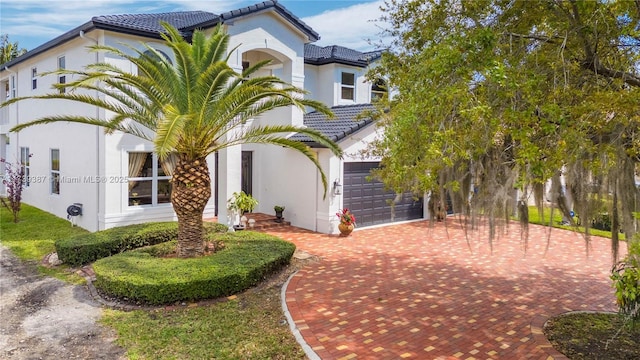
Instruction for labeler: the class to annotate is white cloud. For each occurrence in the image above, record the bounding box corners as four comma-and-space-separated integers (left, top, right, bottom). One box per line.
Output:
301, 0, 389, 51
1, 0, 393, 52
0, 0, 250, 49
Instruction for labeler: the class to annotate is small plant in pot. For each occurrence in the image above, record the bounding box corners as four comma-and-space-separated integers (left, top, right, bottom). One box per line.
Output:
227, 191, 258, 230
274, 205, 285, 222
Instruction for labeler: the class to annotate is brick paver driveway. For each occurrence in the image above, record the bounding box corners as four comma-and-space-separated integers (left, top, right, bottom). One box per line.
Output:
267, 219, 624, 360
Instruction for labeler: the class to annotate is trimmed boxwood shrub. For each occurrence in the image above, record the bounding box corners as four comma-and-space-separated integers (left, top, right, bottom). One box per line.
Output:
56, 222, 229, 266
92, 231, 296, 305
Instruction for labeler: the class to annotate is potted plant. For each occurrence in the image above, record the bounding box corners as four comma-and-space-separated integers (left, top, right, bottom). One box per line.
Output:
274, 205, 285, 222
227, 192, 258, 229
227, 191, 258, 215
336, 208, 356, 236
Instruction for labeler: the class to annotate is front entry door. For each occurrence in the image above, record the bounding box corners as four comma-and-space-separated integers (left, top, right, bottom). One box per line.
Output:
241, 151, 253, 195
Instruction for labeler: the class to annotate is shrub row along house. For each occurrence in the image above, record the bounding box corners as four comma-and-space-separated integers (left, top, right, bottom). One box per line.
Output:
0, 1, 424, 234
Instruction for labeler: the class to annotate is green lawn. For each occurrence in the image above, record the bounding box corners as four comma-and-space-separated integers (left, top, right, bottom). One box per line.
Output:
101, 288, 306, 360
524, 206, 621, 240
0, 203, 88, 282
1, 203, 306, 359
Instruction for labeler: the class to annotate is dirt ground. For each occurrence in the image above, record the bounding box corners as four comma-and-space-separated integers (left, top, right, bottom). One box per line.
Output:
0, 245, 125, 360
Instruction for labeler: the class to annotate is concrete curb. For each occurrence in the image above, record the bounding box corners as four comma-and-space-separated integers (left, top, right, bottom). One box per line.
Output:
281, 270, 321, 360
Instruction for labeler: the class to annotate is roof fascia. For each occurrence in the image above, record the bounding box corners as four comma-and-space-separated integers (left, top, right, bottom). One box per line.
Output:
1, 21, 95, 70
217, 3, 319, 42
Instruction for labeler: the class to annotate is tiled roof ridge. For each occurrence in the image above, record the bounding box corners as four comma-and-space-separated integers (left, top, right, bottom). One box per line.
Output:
1, 1, 317, 69
304, 44, 383, 67
291, 103, 377, 146
93, 10, 214, 20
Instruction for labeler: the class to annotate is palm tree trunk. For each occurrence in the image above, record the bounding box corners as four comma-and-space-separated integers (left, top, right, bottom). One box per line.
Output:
171, 154, 211, 257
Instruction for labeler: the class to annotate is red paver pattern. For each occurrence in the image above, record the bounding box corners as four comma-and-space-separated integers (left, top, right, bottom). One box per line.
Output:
267, 219, 625, 360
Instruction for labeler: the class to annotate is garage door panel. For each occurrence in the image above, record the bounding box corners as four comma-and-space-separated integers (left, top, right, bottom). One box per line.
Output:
344, 162, 423, 227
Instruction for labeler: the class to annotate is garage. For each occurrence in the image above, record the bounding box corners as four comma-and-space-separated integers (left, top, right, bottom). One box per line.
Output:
343, 162, 424, 227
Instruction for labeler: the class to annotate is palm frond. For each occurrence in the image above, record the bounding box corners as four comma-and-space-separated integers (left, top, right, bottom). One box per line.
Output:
8, 22, 342, 200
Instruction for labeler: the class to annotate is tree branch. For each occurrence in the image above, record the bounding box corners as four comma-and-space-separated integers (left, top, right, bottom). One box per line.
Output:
581, 56, 640, 87
503, 32, 561, 44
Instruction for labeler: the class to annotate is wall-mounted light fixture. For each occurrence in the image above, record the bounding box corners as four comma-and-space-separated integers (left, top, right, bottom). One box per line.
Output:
333, 179, 342, 195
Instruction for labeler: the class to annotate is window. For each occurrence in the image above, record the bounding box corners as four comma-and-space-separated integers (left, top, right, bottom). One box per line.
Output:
371, 78, 387, 101
341, 72, 355, 100
20, 147, 30, 187
31, 67, 37, 90
10, 75, 16, 98
57, 56, 65, 94
137, 49, 172, 77
128, 152, 176, 206
51, 149, 60, 194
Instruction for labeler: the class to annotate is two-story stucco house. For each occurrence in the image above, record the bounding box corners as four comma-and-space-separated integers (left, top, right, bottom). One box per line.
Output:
0, 1, 424, 234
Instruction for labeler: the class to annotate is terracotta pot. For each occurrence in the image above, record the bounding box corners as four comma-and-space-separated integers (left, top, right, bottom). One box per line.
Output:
338, 223, 354, 236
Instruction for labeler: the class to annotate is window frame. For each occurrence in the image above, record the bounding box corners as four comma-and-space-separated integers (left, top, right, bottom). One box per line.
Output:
10, 75, 16, 98
340, 71, 355, 101
127, 151, 174, 207
50, 149, 60, 195
20, 147, 30, 187
31, 67, 37, 90
371, 78, 387, 102
137, 49, 172, 77
57, 56, 66, 94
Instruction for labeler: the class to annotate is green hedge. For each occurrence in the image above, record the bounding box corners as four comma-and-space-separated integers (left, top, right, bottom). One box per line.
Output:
56, 222, 229, 266
92, 231, 296, 305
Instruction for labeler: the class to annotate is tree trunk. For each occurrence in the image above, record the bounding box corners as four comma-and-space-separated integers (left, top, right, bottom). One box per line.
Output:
171, 155, 211, 257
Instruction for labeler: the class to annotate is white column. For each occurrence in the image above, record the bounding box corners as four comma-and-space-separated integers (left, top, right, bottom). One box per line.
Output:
216, 145, 242, 227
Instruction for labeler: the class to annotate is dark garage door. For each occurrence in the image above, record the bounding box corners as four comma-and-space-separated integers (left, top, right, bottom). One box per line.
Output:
343, 162, 423, 227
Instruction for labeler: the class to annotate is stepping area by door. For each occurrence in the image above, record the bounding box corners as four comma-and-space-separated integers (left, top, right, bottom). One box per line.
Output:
266, 220, 622, 360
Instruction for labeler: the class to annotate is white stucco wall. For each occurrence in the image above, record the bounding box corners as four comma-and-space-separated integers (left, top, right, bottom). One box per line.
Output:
245, 142, 342, 233
304, 63, 372, 107
0, 6, 386, 233
1, 32, 107, 231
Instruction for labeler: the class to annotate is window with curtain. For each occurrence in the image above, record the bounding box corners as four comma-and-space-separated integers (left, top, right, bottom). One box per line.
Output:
127, 152, 175, 206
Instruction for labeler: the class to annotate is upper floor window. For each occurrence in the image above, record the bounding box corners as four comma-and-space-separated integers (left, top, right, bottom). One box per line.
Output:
137, 49, 172, 77
341, 72, 355, 100
51, 149, 60, 195
10, 75, 16, 98
371, 78, 387, 101
57, 56, 66, 94
31, 67, 37, 90
20, 147, 30, 187
128, 152, 176, 206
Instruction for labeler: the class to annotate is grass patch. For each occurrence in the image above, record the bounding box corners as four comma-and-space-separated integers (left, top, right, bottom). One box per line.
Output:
525, 206, 621, 240
101, 286, 306, 359
0, 204, 88, 283
93, 231, 296, 304
2, 203, 309, 358
544, 312, 640, 359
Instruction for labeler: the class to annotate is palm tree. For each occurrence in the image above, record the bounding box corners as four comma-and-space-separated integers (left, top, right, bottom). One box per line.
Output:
5, 23, 342, 257
1, 34, 27, 64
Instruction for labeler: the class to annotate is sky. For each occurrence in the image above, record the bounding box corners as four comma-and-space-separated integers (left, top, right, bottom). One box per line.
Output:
0, 0, 388, 52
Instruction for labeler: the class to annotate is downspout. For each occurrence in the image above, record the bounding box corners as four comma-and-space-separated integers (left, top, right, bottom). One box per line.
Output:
80, 30, 102, 230
4, 66, 18, 165
315, 150, 319, 232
